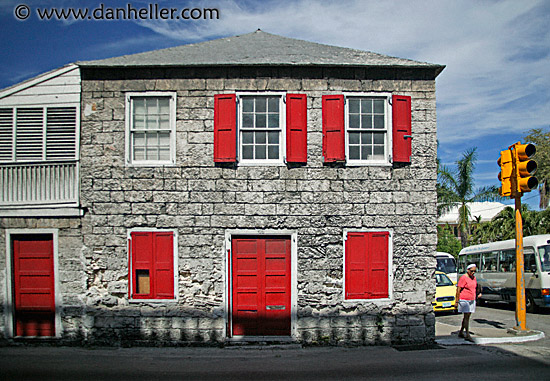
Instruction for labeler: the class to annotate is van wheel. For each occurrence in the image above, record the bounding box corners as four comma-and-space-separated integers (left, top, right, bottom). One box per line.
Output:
526, 292, 538, 313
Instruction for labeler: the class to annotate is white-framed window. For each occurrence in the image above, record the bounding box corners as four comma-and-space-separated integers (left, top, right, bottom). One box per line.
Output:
238, 93, 285, 165
128, 229, 178, 302
345, 93, 391, 165
343, 230, 392, 302
125, 92, 176, 166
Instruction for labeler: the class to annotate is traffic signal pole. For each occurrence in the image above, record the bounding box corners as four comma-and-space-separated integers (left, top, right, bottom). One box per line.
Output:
514, 196, 526, 330
499, 142, 537, 331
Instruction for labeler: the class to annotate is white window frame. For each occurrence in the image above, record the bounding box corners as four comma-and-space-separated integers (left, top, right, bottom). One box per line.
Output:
127, 228, 179, 303
344, 93, 392, 166
342, 229, 393, 304
237, 92, 286, 166
125, 92, 176, 167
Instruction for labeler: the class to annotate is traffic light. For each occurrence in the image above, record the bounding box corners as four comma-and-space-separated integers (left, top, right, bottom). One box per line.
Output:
497, 149, 513, 197
512, 143, 538, 194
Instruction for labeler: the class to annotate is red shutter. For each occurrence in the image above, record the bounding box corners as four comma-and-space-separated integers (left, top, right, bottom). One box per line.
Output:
367, 232, 389, 299
214, 94, 237, 162
286, 94, 307, 163
131, 232, 153, 299
345, 231, 389, 300
345, 232, 367, 299
322, 95, 345, 162
153, 232, 174, 299
392, 94, 412, 163
131, 231, 175, 299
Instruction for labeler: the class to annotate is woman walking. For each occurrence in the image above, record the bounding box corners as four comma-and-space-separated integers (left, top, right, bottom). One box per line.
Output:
455, 264, 482, 341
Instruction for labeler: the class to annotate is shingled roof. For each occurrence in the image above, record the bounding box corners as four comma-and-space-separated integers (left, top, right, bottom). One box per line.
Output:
78, 30, 444, 75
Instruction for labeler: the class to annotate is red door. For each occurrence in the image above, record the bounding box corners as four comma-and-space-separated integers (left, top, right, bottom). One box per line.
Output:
12, 234, 55, 337
231, 237, 291, 336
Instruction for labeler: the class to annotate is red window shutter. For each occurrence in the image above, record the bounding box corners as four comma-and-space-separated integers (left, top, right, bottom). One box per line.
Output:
214, 94, 236, 162
153, 232, 174, 299
131, 232, 154, 299
345, 232, 368, 299
367, 232, 389, 299
392, 94, 412, 163
345, 231, 389, 300
130, 231, 174, 299
322, 95, 345, 162
286, 93, 307, 163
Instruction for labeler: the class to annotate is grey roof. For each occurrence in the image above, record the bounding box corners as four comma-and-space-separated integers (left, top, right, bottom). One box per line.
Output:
78, 30, 444, 75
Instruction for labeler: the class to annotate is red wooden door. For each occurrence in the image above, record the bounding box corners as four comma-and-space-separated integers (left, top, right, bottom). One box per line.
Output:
231, 237, 291, 336
12, 234, 55, 337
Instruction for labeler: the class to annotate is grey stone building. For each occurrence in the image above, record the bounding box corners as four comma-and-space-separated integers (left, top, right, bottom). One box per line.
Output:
0, 31, 444, 346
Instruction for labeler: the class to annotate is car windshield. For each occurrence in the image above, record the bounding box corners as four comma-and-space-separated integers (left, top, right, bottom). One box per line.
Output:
436, 257, 457, 274
539, 245, 550, 272
435, 273, 454, 287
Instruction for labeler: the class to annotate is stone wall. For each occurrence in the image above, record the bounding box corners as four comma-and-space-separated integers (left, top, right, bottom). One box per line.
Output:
1, 66, 438, 346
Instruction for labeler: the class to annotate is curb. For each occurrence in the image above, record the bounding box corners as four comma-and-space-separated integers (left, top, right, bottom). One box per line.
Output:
436, 330, 545, 346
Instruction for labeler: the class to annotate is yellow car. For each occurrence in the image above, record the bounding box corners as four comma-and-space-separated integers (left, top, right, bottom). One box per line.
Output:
433, 271, 457, 312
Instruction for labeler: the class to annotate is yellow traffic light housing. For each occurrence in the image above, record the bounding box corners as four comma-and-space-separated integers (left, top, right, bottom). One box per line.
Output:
511, 143, 538, 194
497, 149, 513, 197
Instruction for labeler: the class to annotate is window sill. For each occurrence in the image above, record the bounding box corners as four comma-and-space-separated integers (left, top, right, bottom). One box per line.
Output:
0, 206, 83, 217
128, 298, 178, 304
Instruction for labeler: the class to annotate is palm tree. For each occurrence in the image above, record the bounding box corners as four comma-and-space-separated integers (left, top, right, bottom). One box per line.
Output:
438, 148, 503, 247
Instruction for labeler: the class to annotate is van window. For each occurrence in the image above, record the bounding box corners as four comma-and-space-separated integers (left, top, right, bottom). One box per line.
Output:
481, 251, 498, 272
539, 245, 550, 272
436, 257, 456, 274
499, 249, 515, 272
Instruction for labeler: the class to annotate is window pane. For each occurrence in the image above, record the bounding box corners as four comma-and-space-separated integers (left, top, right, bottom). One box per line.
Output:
349, 99, 360, 114
159, 148, 170, 161
361, 133, 372, 144
159, 98, 170, 114
349, 132, 360, 145
268, 131, 279, 144
373, 145, 384, 158
134, 99, 145, 115
159, 116, 170, 129
158, 132, 170, 147
362, 115, 372, 129
146, 147, 158, 160
362, 99, 372, 114
243, 131, 254, 144
243, 113, 254, 128
268, 97, 279, 112
268, 113, 279, 128
349, 114, 360, 129
255, 145, 266, 159
255, 114, 266, 128
134, 116, 145, 130
242, 145, 253, 159
133, 133, 145, 147
268, 145, 279, 159
134, 147, 145, 161
255, 132, 266, 144
256, 98, 266, 113
146, 133, 158, 146
373, 133, 384, 144
349, 146, 360, 160
243, 98, 254, 113
373, 99, 385, 113
361, 145, 371, 160
374, 115, 385, 129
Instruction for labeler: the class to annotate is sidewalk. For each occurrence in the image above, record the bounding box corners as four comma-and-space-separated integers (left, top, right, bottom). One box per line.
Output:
435, 315, 545, 345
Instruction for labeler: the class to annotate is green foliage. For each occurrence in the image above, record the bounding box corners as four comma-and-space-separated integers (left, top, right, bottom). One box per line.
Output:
437, 147, 504, 247
437, 224, 462, 256
523, 127, 550, 209
470, 206, 550, 245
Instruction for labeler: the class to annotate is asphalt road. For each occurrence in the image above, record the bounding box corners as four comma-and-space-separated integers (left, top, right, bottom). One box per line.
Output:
0, 305, 548, 380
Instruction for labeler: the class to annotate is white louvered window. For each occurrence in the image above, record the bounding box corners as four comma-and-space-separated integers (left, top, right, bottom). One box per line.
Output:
126, 92, 176, 166
0, 106, 77, 162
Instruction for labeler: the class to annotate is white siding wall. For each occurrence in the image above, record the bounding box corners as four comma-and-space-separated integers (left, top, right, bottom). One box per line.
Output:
0, 65, 80, 107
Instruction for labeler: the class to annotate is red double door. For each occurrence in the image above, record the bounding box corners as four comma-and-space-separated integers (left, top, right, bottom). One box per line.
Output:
231, 237, 291, 336
12, 234, 55, 337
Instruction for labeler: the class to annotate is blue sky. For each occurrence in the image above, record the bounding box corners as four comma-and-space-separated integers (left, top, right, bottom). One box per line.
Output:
1, 0, 548, 210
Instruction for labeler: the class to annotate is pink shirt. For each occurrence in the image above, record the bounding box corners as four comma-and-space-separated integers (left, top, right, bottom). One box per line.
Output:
458, 274, 477, 300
